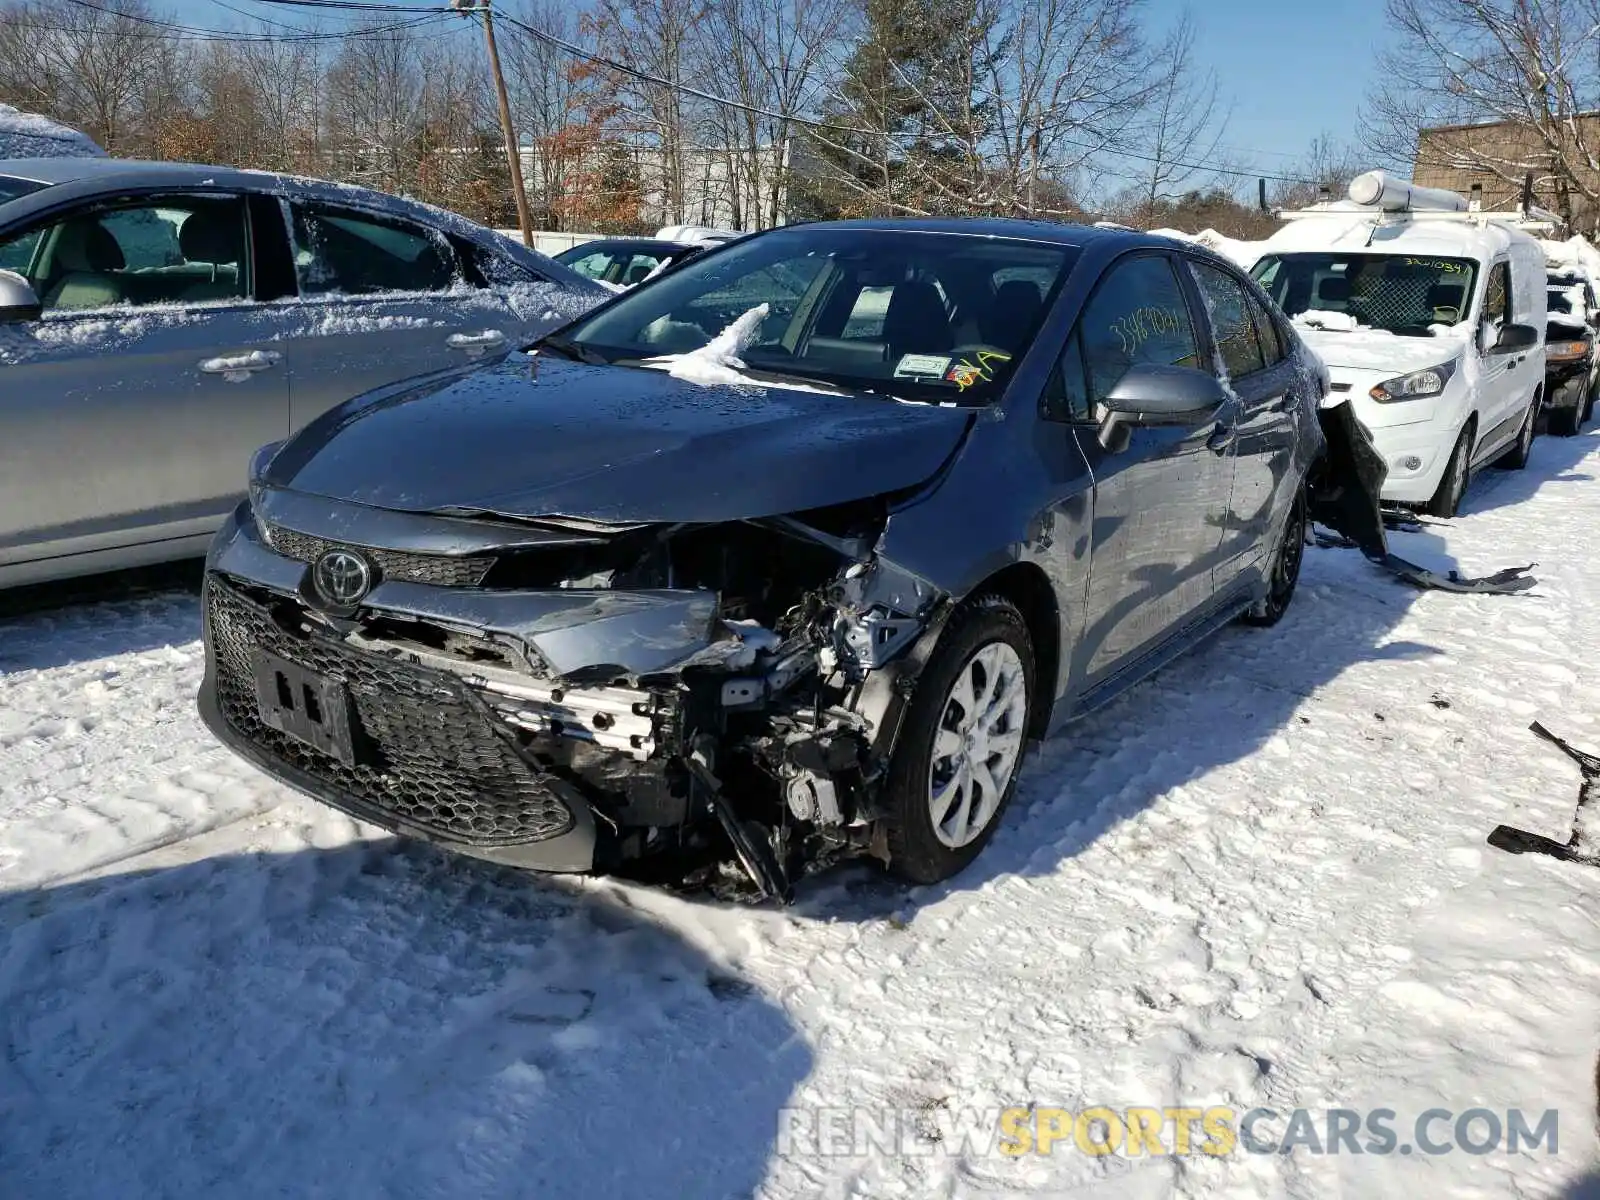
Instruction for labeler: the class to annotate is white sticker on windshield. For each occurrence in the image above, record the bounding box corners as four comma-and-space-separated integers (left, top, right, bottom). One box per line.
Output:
894, 353, 953, 379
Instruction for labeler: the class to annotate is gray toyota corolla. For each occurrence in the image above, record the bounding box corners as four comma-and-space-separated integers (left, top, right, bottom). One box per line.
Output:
199, 219, 1373, 899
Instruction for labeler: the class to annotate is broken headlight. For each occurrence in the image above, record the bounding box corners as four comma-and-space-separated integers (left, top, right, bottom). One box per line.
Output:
1368, 359, 1457, 403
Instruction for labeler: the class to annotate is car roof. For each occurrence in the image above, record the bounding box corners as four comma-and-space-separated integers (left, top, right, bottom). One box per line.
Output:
788, 216, 1115, 248
564, 237, 698, 253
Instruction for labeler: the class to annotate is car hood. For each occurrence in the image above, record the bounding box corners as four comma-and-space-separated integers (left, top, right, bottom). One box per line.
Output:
262, 356, 975, 523
1294, 325, 1470, 375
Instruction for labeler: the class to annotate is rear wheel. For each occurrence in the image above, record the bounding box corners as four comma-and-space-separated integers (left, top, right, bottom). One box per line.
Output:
1496, 394, 1539, 467
1244, 487, 1307, 628
1425, 424, 1473, 518
882, 597, 1035, 885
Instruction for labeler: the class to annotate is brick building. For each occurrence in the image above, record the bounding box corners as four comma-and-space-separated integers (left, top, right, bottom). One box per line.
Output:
1413, 116, 1600, 230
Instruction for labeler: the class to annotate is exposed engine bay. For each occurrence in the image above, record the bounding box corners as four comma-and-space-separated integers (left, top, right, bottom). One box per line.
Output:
204, 488, 949, 903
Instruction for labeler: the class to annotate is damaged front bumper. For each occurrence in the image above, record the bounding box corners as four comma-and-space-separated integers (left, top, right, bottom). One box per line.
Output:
198, 491, 944, 891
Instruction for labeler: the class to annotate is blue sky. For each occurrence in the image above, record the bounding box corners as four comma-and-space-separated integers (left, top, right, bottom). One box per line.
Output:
1146, 0, 1390, 172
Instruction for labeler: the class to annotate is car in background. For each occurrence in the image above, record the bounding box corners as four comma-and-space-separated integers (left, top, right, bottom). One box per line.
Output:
200, 219, 1349, 899
0, 104, 105, 161
0, 156, 610, 588
553, 237, 709, 289
1544, 267, 1598, 435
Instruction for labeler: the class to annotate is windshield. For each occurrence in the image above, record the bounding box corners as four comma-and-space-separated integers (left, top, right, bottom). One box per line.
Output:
551, 227, 1078, 403
0, 175, 48, 206
1251, 252, 1479, 337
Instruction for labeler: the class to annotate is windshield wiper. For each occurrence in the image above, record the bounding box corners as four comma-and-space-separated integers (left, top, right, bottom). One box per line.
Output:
536, 334, 606, 364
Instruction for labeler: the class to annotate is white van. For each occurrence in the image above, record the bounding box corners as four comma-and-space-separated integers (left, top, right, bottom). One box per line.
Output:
1250, 172, 1548, 517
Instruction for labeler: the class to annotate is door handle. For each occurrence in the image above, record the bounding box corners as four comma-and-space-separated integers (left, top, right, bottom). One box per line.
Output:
1206, 424, 1238, 454
446, 330, 507, 356
198, 350, 281, 380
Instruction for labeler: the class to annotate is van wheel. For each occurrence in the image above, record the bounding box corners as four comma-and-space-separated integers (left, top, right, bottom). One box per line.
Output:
1425, 425, 1473, 518
881, 597, 1034, 885
1496, 395, 1539, 467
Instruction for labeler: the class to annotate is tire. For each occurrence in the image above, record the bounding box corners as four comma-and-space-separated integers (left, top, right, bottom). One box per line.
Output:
881, 596, 1035, 885
1425, 423, 1473, 518
1243, 486, 1307, 628
1496, 394, 1539, 467
1549, 383, 1583, 438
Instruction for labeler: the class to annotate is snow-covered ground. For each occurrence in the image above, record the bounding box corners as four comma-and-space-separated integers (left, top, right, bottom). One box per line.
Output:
2, 432, 1599, 1199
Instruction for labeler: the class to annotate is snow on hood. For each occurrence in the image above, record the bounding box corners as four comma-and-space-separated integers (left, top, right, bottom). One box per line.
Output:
0, 105, 105, 159
1293, 319, 1469, 375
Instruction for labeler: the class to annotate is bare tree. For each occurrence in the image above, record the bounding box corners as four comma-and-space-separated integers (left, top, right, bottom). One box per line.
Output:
1271, 132, 1368, 210
1132, 12, 1228, 210
698, 0, 853, 227
1365, 0, 1600, 225
0, 0, 187, 153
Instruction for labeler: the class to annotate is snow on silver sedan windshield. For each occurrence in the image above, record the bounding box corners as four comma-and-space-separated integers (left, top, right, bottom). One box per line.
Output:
554, 225, 1077, 402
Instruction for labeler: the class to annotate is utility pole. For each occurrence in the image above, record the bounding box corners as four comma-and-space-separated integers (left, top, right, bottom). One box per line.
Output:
455, 0, 534, 247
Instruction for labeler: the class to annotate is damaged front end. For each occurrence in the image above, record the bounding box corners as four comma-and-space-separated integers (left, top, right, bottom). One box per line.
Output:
198, 485, 949, 901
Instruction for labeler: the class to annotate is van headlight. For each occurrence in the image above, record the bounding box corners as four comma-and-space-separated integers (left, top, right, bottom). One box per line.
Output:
1368, 360, 1457, 403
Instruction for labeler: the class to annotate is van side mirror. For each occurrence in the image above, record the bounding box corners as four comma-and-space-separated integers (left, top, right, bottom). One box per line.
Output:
0, 269, 41, 322
1491, 322, 1539, 353
1096, 363, 1229, 452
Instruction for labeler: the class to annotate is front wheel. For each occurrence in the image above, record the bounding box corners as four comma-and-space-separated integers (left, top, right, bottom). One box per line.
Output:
1425, 424, 1473, 518
1549, 382, 1583, 438
1243, 487, 1307, 628
881, 597, 1035, 884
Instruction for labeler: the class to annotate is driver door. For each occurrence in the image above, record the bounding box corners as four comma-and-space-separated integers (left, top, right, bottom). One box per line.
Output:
1063, 252, 1239, 688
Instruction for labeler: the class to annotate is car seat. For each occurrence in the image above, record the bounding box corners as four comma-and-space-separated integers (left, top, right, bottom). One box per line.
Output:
982, 279, 1044, 348
882, 280, 951, 359
178, 209, 245, 302
43, 220, 126, 311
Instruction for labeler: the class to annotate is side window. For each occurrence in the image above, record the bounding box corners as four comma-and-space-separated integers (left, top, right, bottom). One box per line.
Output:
1483, 262, 1510, 326
1044, 328, 1093, 423
289, 203, 457, 296
0, 195, 249, 313
1078, 254, 1201, 405
1249, 293, 1286, 367
467, 244, 547, 286
566, 250, 613, 280
1189, 259, 1265, 379
619, 253, 663, 286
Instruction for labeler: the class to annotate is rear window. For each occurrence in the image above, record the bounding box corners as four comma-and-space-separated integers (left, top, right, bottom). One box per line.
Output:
0, 174, 48, 206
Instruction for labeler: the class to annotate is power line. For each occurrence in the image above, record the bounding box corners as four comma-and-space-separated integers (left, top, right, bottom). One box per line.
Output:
36, 0, 451, 41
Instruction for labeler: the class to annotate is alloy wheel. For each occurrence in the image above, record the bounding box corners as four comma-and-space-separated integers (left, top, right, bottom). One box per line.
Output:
927, 642, 1029, 849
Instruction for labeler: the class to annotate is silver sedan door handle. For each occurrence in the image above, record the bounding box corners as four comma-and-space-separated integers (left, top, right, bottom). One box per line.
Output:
446, 330, 507, 357
198, 350, 282, 381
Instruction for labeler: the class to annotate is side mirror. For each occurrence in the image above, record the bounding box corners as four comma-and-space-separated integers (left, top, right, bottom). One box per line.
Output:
0, 268, 40, 322
1096, 363, 1229, 452
1491, 322, 1539, 353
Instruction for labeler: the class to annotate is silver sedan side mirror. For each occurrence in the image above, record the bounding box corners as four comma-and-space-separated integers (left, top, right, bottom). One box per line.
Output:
0, 268, 41, 322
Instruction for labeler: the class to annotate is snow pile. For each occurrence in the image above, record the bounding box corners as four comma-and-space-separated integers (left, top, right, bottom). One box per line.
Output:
0, 104, 105, 160
1541, 234, 1600, 284
1149, 226, 1266, 270
1293, 309, 1364, 333
642, 302, 769, 386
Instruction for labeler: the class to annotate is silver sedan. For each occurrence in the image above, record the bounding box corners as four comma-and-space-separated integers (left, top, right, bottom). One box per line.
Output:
0, 157, 610, 587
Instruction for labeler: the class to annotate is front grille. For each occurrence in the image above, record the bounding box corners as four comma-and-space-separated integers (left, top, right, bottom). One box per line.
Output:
265, 522, 495, 588
207, 577, 574, 846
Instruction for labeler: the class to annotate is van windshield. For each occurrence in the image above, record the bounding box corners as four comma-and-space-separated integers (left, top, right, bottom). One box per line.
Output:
1251, 252, 1479, 337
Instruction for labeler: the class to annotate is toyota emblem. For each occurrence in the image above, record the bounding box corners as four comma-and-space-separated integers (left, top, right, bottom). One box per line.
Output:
312, 549, 374, 606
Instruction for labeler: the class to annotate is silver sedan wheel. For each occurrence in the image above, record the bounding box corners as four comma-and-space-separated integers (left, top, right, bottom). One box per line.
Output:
928, 641, 1029, 849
